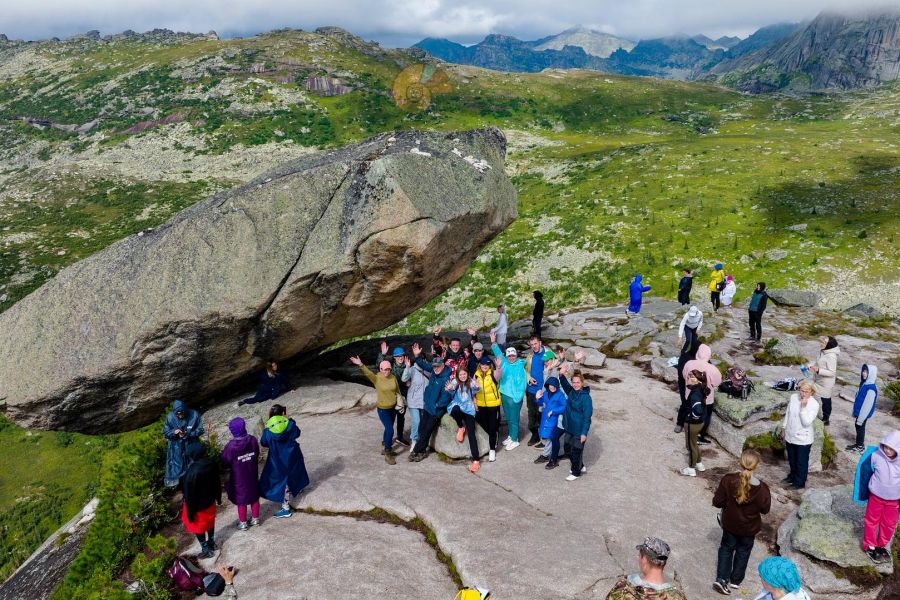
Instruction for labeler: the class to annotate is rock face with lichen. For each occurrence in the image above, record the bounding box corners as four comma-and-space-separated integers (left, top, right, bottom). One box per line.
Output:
0, 128, 517, 433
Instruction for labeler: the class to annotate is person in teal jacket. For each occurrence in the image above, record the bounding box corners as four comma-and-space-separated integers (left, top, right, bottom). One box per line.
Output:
559, 362, 593, 481
490, 330, 527, 450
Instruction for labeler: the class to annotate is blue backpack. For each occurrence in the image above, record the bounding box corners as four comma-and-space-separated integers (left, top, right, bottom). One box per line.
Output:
853, 446, 878, 506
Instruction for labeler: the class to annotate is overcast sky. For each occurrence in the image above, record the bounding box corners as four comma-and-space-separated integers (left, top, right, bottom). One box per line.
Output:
1, 0, 894, 47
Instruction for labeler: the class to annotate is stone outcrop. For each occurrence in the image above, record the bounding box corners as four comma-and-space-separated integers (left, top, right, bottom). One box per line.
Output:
0, 128, 517, 432
434, 414, 490, 459
766, 288, 822, 307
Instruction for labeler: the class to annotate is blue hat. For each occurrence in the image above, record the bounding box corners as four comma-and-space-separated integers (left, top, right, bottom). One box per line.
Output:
758, 557, 801, 593
479, 355, 493, 365
714, 263, 724, 270
392, 347, 405, 357
545, 377, 560, 390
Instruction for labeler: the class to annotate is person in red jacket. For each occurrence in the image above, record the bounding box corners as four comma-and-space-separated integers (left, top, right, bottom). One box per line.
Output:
712, 450, 772, 595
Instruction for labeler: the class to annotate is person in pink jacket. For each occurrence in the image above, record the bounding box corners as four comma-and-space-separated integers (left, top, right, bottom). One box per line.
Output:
863, 431, 900, 563
683, 344, 722, 445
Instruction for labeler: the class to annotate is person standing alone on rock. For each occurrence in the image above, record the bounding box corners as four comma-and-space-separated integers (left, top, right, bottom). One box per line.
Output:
532, 291, 544, 339
712, 449, 771, 595
754, 556, 810, 600
781, 380, 818, 489
709, 263, 725, 312
682, 370, 707, 477
859, 431, 900, 563
678, 269, 693, 306
490, 330, 527, 450
847, 363, 879, 452
627, 274, 651, 315
181, 443, 221, 559
259, 404, 309, 518
493, 304, 509, 350
445, 364, 482, 473
164, 399, 204, 488
747, 282, 768, 342
473, 355, 502, 462
808, 336, 839, 426
222, 417, 261, 531
682, 344, 722, 446
605, 536, 686, 600
558, 362, 592, 481
350, 355, 403, 464
408, 344, 453, 462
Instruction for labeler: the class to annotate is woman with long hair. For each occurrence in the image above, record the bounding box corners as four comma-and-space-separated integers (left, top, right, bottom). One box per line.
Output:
682, 370, 708, 477
446, 364, 482, 472
712, 450, 772, 595
181, 443, 221, 558
808, 335, 839, 426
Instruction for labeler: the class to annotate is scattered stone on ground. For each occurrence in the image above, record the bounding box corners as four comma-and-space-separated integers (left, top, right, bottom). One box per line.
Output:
767, 288, 822, 307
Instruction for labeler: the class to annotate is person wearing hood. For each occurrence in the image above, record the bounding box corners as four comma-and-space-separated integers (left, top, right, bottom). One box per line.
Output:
708, 264, 725, 312
258, 404, 309, 519
683, 344, 722, 445
677, 269, 693, 306
677, 306, 703, 356
163, 399, 204, 488
350, 354, 402, 465
808, 336, 840, 426
534, 375, 569, 467
490, 330, 528, 450
847, 364, 879, 452
628, 275, 652, 314
408, 343, 454, 462
473, 355, 502, 462
533, 291, 544, 339
721, 275, 737, 307
747, 282, 768, 342
181, 443, 221, 558
712, 450, 772, 595
861, 431, 900, 563
222, 417, 261, 531
782, 380, 818, 489
754, 557, 810, 600
559, 361, 593, 481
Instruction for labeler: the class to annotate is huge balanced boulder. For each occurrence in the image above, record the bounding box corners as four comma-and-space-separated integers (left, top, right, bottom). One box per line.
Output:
0, 128, 517, 432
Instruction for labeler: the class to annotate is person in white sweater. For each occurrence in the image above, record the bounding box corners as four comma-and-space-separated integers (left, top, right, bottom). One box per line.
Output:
781, 380, 819, 490
808, 336, 839, 425
677, 305, 703, 355
721, 276, 737, 306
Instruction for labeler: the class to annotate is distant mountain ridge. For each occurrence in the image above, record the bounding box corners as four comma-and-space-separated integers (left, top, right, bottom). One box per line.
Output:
533, 26, 635, 58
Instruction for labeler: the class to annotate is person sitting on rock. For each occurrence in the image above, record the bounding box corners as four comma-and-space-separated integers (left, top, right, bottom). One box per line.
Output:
533, 374, 570, 469
721, 275, 737, 307
237, 359, 291, 407
558, 361, 592, 482
377, 341, 411, 447
445, 364, 482, 473
408, 343, 454, 462
754, 556, 810, 600
781, 380, 818, 490
747, 282, 768, 342
181, 442, 221, 559
164, 399, 204, 488
222, 417, 261, 531
677, 269, 693, 305
627, 274, 651, 315
847, 363, 879, 453
682, 370, 707, 477
682, 344, 722, 446
489, 330, 527, 450
258, 404, 309, 518
473, 355, 502, 462
708, 263, 725, 312
605, 536, 686, 599
350, 355, 403, 465
860, 431, 900, 564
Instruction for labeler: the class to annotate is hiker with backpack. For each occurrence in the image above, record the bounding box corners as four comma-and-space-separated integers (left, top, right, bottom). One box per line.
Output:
473, 355, 502, 462
490, 330, 527, 450
258, 404, 309, 518
682, 344, 722, 445
163, 399, 204, 488
627, 274, 651, 314
708, 264, 725, 312
445, 364, 483, 473
222, 417, 261, 531
558, 361, 593, 481
181, 443, 221, 559
677, 269, 693, 305
847, 364, 879, 452
747, 283, 768, 342
808, 336, 840, 426
712, 450, 772, 595
781, 380, 818, 489
677, 305, 703, 356
855, 431, 900, 563
754, 557, 810, 600
682, 370, 707, 477
721, 275, 737, 307
533, 375, 569, 468
350, 354, 403, 465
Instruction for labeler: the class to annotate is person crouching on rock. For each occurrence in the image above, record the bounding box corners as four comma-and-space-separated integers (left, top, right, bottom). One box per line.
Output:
860, 431, 900, 564
181, 442, 221, 559
259, 404, 309, 518
534, 374, 569, 468
164, 399, 204, 488
682, 370, 707, 477
236, 359, 291, 407
222, 417, 261, 531
558, 362, 593, 481
408, 343, 454, 462
473, 355, 502, 462
350, 355, 403, 465
446, 364, 482, 473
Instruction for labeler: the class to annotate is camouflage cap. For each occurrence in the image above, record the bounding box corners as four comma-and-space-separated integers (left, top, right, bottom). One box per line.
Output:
636, 536, 670, 561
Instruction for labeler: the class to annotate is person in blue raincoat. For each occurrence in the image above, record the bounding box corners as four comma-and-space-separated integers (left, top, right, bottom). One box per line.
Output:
258, 404, 310, 519
534, 376, 568, 468
628, 274, 652, 314
163, 399, 204, 488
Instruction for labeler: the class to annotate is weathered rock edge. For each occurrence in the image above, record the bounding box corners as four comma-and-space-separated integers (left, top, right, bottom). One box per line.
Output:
0, 128, 517, 432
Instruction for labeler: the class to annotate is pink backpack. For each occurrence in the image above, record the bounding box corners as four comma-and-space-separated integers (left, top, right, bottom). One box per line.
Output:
167, 556, 206, 592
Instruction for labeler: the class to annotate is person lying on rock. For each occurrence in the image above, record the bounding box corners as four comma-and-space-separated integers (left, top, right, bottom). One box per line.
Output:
163, 399, 204, 488
259, 404, 309, 518
754, 556, 810, 600
408, 343, 454, 462
605, 536, 686, 600
377, 341, 411, 447
445, 364, 482, 473
350, 355, 402, 465
181, 442, 221, 559
236, 359, 291, 407
558, 360, 592, 482
222, 417, 261, 531
489, 330, 527, 450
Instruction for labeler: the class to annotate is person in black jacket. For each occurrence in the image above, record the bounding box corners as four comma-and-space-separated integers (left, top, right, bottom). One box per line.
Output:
682, 370, 707, 478
678, 269, 693, 305
747, 283, 769, 342
532, 290, 544, 339
237, 359, 291, 406
181, 443, 222, 558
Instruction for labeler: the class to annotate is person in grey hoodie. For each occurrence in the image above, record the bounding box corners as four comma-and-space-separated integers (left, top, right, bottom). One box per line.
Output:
808, 336, 839, 426
677, 306, 703, 356
401, 354, 428, 448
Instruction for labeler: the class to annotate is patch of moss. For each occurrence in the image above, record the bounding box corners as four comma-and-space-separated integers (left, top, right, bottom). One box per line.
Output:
743, 431, 785, 456
822, 429, 837, 468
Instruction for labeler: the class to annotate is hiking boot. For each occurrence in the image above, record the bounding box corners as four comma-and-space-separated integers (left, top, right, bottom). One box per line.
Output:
207, 540, 217, 551
469, 460, 480, 474
456, 427, 466, 443
681, 467, 697, 477
396, 437, 411, 446
822, 419, 830, 426
506, 441, 520, 450
728, 583, 740, 590
697, 437, 711, 445
713, 580, 731, 595
696, 462, 706, 472
250, 517, 260, 527
534, 455, 549, 464
545, 460, 558, 470
877, 547, 891, 562
535, 441, 546, 449
235, 400, 246, 408
274, 508, 292, 519
237, 520, 249, 531
867, 547, 884, 564
385, 451, 396, 465
673, 425, 683, 433
199, 546, 214, 559
527, 433, 540, 446
488, 450, 496, 462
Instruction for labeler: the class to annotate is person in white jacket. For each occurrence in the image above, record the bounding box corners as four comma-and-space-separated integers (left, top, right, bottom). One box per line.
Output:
677, 305, 703, 355
781, 380, 819, 489
808, 335, 839, 425
721, 276, 737, 306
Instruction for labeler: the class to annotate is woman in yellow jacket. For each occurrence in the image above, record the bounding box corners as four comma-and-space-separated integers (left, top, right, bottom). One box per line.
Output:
474, 355, 502, 462
708, 263, 725, 312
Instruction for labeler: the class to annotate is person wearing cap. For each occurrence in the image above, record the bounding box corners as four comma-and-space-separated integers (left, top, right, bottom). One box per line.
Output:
402, 352, 429, 449
350, 354, 403, 465
377, 341, 411, 446
474, 353, 502, 461
754, 557, 810, 600
490, 330, 527, 450
163, 399, 204, 488
606, 537, 686, 599
222, 417, 261, 531
466, 339, 488, 376
677, 305, 703, 356
259, 404, 309, 518
408, 342, 454, 461
722, 275, 737, 307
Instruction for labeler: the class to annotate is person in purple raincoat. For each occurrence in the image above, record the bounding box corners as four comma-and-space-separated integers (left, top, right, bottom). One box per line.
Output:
222, 417, 261, 531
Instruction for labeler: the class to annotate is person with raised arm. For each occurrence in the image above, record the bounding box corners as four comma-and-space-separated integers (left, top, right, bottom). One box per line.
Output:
350, 354, 402, 465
